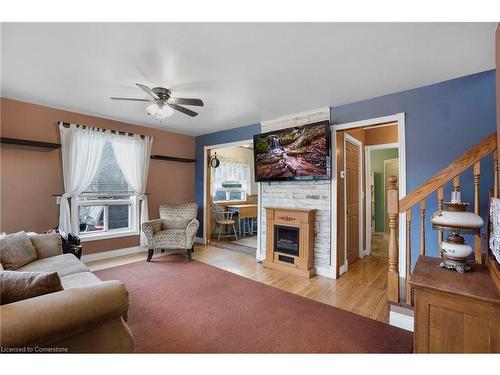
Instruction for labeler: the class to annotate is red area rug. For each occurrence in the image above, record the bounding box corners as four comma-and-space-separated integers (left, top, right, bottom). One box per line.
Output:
95, 255, 413, 353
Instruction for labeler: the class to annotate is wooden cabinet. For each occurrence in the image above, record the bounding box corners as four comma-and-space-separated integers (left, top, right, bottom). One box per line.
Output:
410, 256, 500, 353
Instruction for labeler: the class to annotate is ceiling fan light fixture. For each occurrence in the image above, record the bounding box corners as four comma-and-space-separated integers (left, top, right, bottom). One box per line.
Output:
147, 102, 174, 119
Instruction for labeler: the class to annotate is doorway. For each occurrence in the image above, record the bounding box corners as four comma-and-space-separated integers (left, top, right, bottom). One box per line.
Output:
333, 115, 406, 278
365, 147, 399, 257
203, 140, 259, 257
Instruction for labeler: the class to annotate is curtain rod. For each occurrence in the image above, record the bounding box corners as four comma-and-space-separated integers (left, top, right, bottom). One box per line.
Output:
57, 121, 154, 140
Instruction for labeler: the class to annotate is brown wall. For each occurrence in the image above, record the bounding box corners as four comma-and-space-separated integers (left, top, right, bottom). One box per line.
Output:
364, 123, 398, 145
0, 98, 195, 254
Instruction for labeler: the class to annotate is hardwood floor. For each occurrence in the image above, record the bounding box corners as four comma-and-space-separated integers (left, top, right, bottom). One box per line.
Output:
371, 233, 389, 258
87, 244, 389, 323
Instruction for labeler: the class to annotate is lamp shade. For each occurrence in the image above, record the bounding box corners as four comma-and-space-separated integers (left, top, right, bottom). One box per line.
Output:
147, 102, 174, 119
431, 210, 484, 231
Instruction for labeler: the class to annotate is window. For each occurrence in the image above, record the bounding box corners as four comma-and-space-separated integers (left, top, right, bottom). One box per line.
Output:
73, 141, 139, 241
212, 158, 250, 203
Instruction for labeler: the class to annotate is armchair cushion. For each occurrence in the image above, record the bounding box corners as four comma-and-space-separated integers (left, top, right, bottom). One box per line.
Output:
151, 229, 187, 249
162, 219, 190, 230
0, 231, 37, 270
0, 270, 63, 305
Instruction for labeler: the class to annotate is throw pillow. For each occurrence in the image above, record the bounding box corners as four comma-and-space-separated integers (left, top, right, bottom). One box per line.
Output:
29, 233, 62, 259
0, 271, 63, 305
0, 231, 37, 270
162, 219, 190, 230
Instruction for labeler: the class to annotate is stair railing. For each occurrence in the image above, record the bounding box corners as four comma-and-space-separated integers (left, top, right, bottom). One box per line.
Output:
387, 132, 498, 306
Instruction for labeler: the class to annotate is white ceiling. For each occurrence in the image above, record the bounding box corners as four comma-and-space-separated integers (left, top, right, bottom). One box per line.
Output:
1, 23, 496, 136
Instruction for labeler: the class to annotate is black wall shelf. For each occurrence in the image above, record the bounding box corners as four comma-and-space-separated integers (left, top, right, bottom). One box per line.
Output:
1, 137, 195, 163
0, 137, 61, 149
150, 154, 195, 163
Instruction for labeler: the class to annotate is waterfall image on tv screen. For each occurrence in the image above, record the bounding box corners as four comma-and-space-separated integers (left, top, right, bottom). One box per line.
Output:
253, 121, 331, 182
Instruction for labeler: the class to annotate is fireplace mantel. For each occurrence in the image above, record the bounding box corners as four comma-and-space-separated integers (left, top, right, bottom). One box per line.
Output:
264, 207, 316, 278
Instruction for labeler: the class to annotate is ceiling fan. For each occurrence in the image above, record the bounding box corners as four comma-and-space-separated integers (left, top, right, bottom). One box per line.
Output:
111, 83, 204, 119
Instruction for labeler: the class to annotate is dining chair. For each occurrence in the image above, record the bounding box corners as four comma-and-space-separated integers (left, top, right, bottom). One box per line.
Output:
211, 203, 238, 241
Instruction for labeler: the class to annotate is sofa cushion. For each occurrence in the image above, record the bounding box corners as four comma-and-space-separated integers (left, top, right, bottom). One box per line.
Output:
29, 233, 63, 260
61, 272, 101, 289
0, 270, 63, 305
17, 253, 89, 277
0, 231, 37, 270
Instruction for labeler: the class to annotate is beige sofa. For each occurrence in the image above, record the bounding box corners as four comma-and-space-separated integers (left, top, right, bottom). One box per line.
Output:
0, 233, 135, 353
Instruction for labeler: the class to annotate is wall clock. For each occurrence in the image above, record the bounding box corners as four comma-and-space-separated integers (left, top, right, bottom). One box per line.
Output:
209, 153, 220, 168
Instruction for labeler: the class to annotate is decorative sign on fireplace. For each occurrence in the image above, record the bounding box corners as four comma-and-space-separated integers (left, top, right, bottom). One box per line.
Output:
264, 207, 316, 278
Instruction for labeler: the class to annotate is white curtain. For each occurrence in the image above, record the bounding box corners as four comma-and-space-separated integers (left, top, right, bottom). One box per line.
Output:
111, 134, 153, 246
59, 124, 106, 237
211, 156, 251, 199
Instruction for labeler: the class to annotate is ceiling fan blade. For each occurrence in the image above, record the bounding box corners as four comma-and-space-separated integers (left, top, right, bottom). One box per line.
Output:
168, 103, 198, 117
136, 83, 159, 100
169, 97, 204, 106
110, 97, 151, 102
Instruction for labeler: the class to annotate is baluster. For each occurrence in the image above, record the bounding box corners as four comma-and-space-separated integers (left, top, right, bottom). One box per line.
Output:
420, 200, 426, 256
453, 176, 460, 192
387, 176, 399, 304
473, 162, 481, 264
437, 187, 444, 257
406, 208, 412, 306
494, 150, 498, 198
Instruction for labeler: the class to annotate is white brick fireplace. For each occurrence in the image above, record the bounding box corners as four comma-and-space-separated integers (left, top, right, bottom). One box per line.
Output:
257, 108, 333, 276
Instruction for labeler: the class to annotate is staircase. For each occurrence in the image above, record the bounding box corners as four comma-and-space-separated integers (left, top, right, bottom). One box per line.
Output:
386, 132, 498, 314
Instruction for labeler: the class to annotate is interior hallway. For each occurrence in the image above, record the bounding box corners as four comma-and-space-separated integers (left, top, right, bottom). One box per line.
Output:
87, 244, 389, 323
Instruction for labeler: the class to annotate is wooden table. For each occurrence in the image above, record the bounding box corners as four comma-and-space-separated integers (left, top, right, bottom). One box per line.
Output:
226, 204, 258, 236
410, 256, 500, 353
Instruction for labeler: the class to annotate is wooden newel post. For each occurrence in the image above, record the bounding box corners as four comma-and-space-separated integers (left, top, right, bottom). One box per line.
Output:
387, 175, 399, 304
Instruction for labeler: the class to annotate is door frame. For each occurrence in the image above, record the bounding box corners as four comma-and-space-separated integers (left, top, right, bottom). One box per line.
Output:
343, 134, 363, 273
364, 143, 399, 256
331, 112, 406, 277
202, 139, 261, 257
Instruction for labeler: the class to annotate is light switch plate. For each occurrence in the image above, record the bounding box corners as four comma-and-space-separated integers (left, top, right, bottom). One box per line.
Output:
340, 171, 345, 178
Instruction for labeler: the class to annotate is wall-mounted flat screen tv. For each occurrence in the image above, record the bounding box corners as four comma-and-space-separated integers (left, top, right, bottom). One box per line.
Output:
253, 121, 331, 182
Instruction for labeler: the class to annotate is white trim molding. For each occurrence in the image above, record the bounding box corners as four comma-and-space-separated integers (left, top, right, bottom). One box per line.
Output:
315, 265, 337, 278
81, 245, 146, 263
389, 310, 414, 332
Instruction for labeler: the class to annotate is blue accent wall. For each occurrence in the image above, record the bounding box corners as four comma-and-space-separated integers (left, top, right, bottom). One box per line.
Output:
332, 70, 497, 267
195, 123, 261, 235
195, 70, 496, 269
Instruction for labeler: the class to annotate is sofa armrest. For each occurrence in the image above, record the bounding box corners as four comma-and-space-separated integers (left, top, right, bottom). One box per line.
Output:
0, 280, 129, 348
185, 219, 199, 247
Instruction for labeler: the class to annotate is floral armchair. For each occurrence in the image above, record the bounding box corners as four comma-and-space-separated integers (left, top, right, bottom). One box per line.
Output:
142, 203, 199, 262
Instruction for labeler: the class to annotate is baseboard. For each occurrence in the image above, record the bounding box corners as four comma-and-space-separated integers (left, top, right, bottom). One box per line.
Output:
195, 236, 204, 245
81, 246, 146, 263
315, 265, 337, 279
389, 310, 414, 332
339, 263, 348, 276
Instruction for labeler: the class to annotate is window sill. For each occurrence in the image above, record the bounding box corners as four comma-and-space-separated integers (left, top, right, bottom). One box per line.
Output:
79, 229, 139, 242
